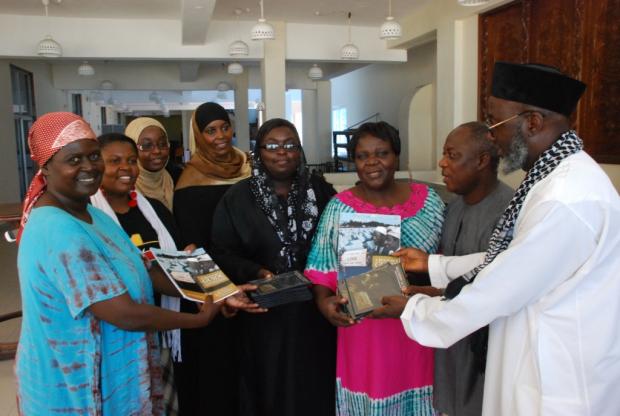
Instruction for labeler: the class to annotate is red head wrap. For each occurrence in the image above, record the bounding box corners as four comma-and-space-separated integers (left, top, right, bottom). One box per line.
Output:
17, 112, 97, 243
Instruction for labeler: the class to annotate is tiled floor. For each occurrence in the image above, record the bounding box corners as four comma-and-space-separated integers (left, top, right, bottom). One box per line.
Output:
0, 230, 20, 416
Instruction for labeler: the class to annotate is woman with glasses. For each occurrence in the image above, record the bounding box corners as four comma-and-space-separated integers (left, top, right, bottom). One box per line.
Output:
125, 117, 175, 211
210, 118, 337, 416
172, 102, 251, 415
304, 121, 444, 416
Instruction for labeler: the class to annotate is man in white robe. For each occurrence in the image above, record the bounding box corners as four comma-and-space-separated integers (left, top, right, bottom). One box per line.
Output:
374, 62, 620, 416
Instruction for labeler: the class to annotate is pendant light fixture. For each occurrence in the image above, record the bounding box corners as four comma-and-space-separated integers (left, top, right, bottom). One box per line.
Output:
229, 8, 250, 56
308, 64, 323, 81
380, 0, 402, 40
100, 80, 115, 90
341, 12, 359, 60
77, 61, 95, 76
251, 0, 275, 40
227, 62, 244, 75
37, 0, 62, 57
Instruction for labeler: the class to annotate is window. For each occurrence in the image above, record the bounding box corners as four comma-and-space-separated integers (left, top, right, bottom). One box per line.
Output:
285, 89, 303, 143
72, 94, 83, 116
332, 107, 347, 131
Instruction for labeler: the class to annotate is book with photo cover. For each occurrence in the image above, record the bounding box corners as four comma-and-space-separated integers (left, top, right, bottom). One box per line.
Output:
337, 262, 408, 320
248, 270, 313, 308
147, 248, 239, 303
337, 213, 401, 279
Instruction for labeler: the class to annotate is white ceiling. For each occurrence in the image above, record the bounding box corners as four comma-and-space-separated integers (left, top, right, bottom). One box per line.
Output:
0, 0, 431, 26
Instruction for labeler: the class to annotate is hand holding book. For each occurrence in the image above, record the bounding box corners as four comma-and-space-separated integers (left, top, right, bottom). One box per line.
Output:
314, 285, 355, 327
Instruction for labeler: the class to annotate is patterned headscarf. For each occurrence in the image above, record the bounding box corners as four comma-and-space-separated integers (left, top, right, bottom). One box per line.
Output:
125, 117, 175, 211
18, 112, 97, 242
249, 119, 319, 273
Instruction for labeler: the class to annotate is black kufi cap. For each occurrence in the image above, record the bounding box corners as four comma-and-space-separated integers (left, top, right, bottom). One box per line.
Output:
491, 62, 586, 116
194, 102, 231, 131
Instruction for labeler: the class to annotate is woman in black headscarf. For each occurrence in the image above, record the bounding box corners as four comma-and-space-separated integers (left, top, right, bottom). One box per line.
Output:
173, 102, 251, 415
210, 118, 337, 416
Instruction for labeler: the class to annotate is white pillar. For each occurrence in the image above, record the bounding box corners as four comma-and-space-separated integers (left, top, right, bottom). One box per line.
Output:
234, 70, 250, 151
316, 80, 333, 164
261, 21, 286, 120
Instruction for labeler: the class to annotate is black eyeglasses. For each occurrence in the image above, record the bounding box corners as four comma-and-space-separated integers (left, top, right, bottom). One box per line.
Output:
259, 143, 302, 152
137, 141, 170, 152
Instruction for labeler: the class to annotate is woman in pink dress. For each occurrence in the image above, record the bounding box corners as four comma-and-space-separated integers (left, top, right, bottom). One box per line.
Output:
305, 122, 444, 415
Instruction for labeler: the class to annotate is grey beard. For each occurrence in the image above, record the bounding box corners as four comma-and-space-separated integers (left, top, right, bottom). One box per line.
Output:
500, 128, 528, 175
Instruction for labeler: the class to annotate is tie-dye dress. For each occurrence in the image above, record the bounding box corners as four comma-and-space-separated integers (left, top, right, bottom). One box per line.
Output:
16, 205, 163, 415
305, 183, 444, 416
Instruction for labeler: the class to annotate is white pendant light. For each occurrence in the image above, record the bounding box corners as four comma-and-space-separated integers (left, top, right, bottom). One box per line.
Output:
229, 40, 249, 56
37, 0, 62, 57
100, 80, 115, 90
341, 12, 359, 60
216, 81, 231, 92
457, 0, 490, 5
308, 64, 323, 80
227, 62, 244, 75
251, 0, 275, 40
229, 8, 250, 56
77, 61, 95, 76
380, 0, 402, 40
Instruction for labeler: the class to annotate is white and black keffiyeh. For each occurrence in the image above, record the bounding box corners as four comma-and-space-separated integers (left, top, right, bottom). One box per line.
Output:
445, 130, 584, 299
249, 152, 319, 273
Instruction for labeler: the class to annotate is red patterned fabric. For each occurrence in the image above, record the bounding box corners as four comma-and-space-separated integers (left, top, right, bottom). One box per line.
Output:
17, 112, 97, 243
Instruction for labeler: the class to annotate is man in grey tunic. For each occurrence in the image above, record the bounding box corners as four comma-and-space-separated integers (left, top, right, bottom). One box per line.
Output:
432, 121, 513, 415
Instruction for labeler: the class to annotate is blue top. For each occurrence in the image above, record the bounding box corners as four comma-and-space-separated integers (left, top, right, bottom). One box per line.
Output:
16, 205, 163, 415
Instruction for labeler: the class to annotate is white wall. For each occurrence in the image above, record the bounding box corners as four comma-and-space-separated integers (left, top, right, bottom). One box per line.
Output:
331, 41, 436, 169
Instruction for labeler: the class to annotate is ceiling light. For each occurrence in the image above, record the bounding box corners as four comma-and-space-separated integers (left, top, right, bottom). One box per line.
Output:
77, 61, 95, 76
251, 0, 275, 40
216, 81, 231, 92
100, 80, 115, 90
308, 64, 323, 80
37, 36, 62, 57
227, 62, 244, 75
341, 12, 359, 60
380, 0, 402, 40
457, 0, 490, 5
229, 40, 249, 56
229, 8, 250, 56
37, 0, 62, 57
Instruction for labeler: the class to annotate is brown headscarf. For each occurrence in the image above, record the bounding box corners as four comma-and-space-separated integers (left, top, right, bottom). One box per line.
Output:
175, 102, 250, 190
18, 112, 97, 242
124, 117, 175, 211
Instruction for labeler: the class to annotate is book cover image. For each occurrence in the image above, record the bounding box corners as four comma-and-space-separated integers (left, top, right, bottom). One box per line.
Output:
148, 248, 238, 303
337, 263, 408, 319
337, 213, 401, 279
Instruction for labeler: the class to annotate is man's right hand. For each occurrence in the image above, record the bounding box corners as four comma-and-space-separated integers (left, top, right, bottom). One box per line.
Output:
392, 248, 430, 273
